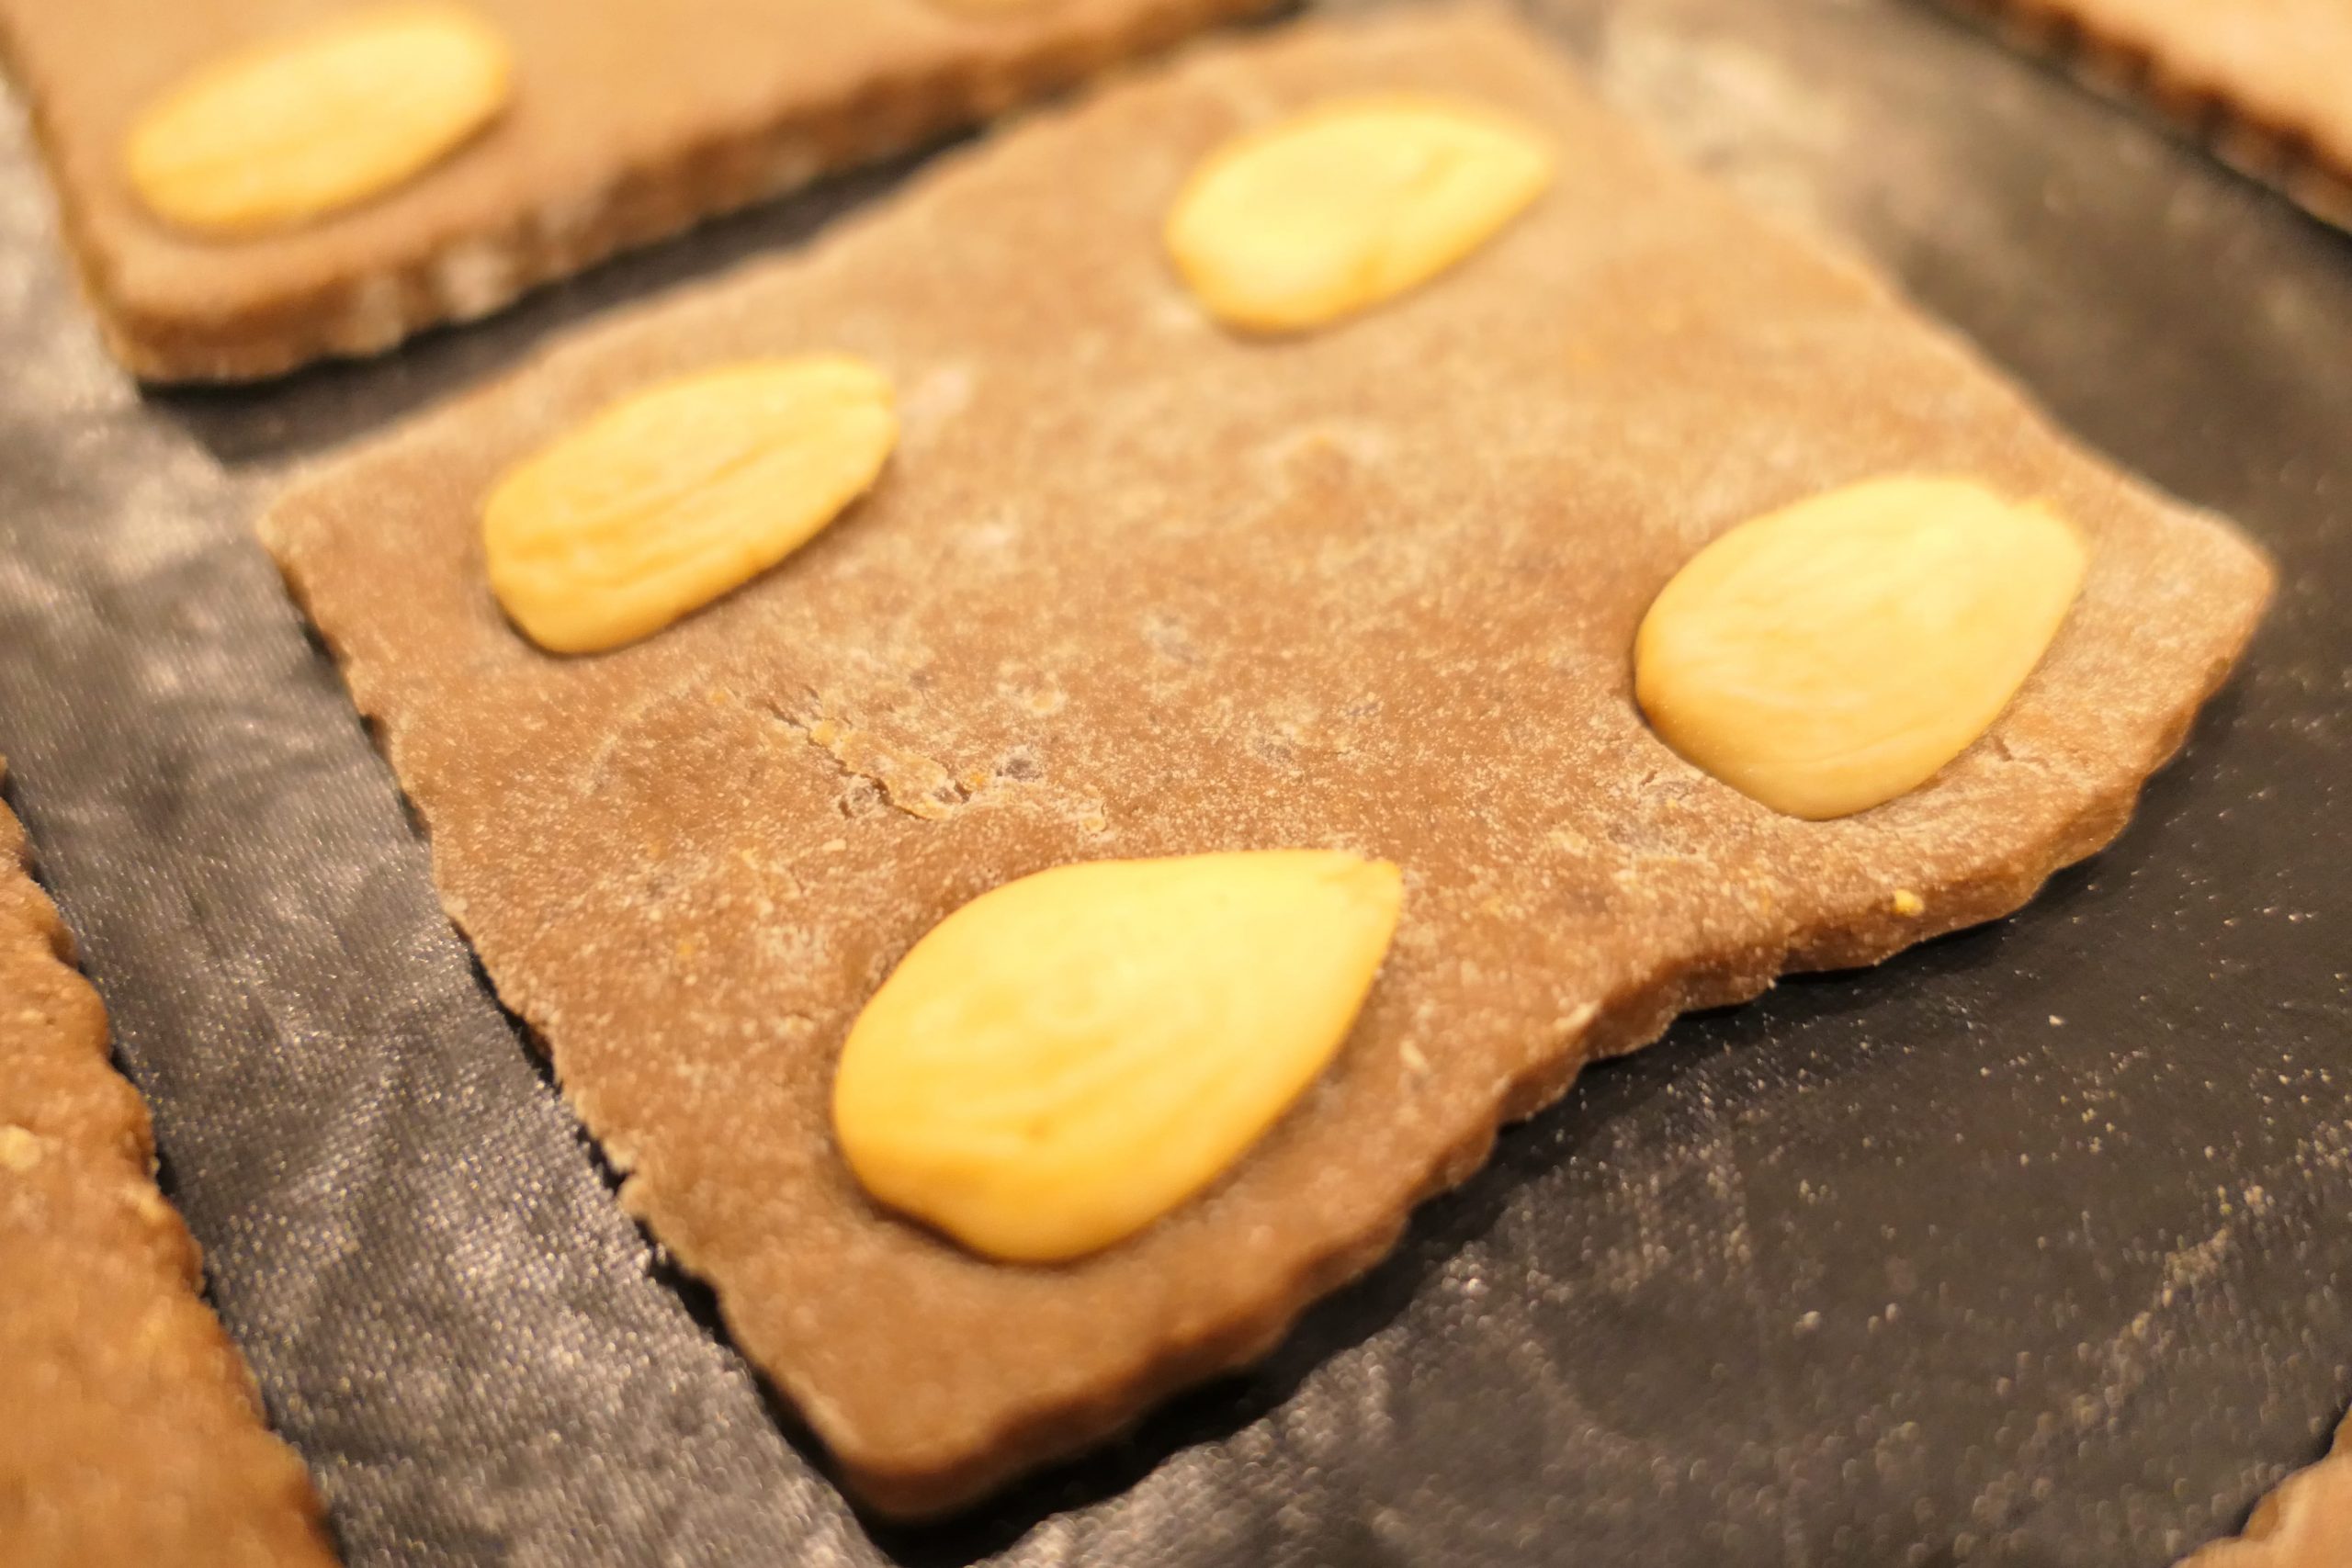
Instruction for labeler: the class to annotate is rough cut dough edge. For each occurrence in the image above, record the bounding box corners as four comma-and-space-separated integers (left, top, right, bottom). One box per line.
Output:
822, 628, 2263, 1518
0, 763, 343, 1556
0, 0, 1281, 384
266, 545, 2265, 1520
253, 10, 2277, 1516
1, 758, 82, 975
1936, 0, 2352, 232
262, 411, 2270, 1525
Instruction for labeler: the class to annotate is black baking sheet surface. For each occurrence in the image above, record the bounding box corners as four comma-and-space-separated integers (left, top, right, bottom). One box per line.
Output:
2, 1, 2348, 1563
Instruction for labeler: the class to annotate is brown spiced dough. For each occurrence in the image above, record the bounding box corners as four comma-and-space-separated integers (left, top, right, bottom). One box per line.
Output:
2178, 1412, 2352, 1566
261, 4, 2273, 1517
0, 765, 339, 1567
0, 0, 1277, 382
1945, 0, 2352, 230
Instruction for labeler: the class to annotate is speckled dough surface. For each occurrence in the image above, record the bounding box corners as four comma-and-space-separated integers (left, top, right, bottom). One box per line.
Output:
2178, 1412, 2352, 1565
1948, 0, 2352, 228
262, 5, 2272, 1517
0, 0, 1276, 381
0, 768, 338, 1568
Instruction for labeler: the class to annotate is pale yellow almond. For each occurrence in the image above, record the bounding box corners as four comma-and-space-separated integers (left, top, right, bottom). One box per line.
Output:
1165, 94, 1553, 333
1634, 476, 2089, 820
832, 851, 1405, 1263
125, 3, 512, 236
483, 356, 898, 654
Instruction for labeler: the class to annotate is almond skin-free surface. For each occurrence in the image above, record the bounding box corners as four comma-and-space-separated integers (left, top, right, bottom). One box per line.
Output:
122, 3, 513, 237
262, 6, 2271, 1517
1165, 94, 1554, 332
1634, 477, 2089, 820
834, 851, 1405, 1262
0, 0, 1278, 379
482, 356, 899, 653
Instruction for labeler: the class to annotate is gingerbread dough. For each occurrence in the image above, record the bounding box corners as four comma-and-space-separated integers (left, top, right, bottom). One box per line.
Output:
262, 5, 2271, 1516
0, 766, 338, 1566
1947, 0, 2352, 230
0, 0, 1276, 381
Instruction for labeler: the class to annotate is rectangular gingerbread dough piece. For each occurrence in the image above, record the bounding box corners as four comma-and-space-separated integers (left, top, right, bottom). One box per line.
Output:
262, 3, 2272, 1517
1948, 0, 2352, 228
0, 767, 339, 1567
0, 0, 1276, 382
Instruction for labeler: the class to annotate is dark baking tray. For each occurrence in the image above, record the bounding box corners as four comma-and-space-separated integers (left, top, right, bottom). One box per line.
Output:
2, 1, 2346, 1562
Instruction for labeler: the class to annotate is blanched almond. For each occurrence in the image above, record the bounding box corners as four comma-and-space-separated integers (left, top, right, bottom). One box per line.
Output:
832, 851, 1404, 1262
1634, 477, 2088, 819
482, 356, 897, 654
1165, 95, 1552, 333
125, 3, 511, 235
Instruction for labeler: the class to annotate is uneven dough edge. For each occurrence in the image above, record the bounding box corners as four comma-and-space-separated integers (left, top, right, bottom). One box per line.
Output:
1938, 0, 2352, 231
753, 590, 2262, 1518
0, 766, 340, 1566
0, 0, 1277, 382
261, 502, 2265, 1519
258, 5, 2275, 1517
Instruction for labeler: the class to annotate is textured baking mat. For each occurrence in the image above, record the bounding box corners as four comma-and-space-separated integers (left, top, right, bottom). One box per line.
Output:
0, 1, 2346, 1563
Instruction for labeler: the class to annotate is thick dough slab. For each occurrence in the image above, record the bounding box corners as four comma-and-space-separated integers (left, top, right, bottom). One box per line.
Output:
0, 768, 338, 1567
1946, 0, 2352, 229
262, 4, 2272, 1517
0, 0, 1274, 381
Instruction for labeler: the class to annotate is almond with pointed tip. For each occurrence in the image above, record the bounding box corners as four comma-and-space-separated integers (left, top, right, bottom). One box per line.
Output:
1634, 476, 2089, 820
482, 356, 898, 654
833, 851, 1405, 1262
